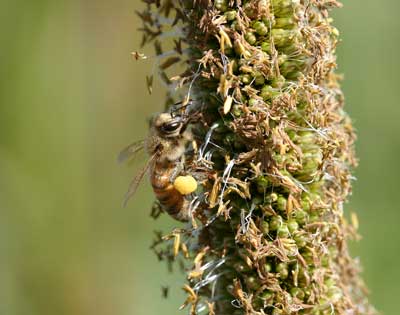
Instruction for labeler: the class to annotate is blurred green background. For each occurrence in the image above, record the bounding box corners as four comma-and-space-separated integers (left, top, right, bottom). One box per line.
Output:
0, 1, 398, 314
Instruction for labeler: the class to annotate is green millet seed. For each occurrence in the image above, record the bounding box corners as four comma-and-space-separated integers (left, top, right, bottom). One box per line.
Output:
271, 74, 286, 88
244, 32, 257, 45
287, 219, 299, 232
240, 73, 252, 84
290, 287, 305, 300
261, 41, 271, 53
276, 262, 289, 279
275, 17, 296, 29
276, 195, 287, 211
261, 221, 269, 235
266, 192, 278, 204
224, 10, 237, 21
269, 215, 283, 232
248, 98, 258, 107
277, 223, 290, 238
254, 74, 265, 86
253, 21, 269, 36
214, 0, 228, 11
293, 233, 307, 248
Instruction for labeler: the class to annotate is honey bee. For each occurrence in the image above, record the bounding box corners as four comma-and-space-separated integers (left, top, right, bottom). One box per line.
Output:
118, 111, 196, 222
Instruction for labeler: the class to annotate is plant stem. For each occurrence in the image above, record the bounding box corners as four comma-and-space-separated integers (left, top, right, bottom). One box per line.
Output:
139, 1, 375, 314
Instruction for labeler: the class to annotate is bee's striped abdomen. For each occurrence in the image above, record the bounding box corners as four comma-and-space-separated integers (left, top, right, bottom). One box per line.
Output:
150, 161, 189, 221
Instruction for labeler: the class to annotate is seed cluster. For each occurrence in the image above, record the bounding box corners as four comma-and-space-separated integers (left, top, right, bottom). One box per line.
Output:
138, 0, 375, 314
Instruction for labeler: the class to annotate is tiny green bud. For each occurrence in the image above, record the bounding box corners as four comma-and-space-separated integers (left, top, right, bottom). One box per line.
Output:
271, 74, 286, 88
243, 2, 256, 17
256, 175, 269, 192
286, 129, 296, 140
280, 59, 306, 76
231, 21, 241, 31
269, 215, 283, 231
261, 16, 270, 25
308, 191, 321, 203
274, 17, 295, 29
246, 276, 260, 290
293, 233, 307, 248
276, 263, 289, 279
302, 250, 314, 265
277, 223, 290, 238
261, 221, 269, 235
230, 59, 239, 73
253, 21, 269, 36
300, 158, 320, 176
290, 287, 305, 300
252, 297, 264, 309
248, 98, 258, 107
276, 195, 287, 212
266, 192, 278, 204
271, 29, 296, 47
297, 131, 316, 145
300, 198, 311, 212
278, 54, 288, 65
254, 73, 265, 85
232, 104, 242, 117
261, 41, 271, 53
224, 10, 237, 21
309, 213, 319, 223
264, 262, 272, 273
260, 85, 274, 100
215, 0, 228, 12
272, 0, 299, 17
240, 73, 252, 84
287, 219, 299, 233
260, 290, 274, 303
245, 32, 257, 45
298, 268, 310, 287
286, 70, 302, 80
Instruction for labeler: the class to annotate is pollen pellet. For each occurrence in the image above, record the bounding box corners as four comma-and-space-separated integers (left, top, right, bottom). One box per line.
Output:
173, 175, 198, 195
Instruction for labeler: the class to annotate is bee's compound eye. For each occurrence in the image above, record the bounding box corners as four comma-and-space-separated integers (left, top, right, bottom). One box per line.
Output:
161, 121, 182, 133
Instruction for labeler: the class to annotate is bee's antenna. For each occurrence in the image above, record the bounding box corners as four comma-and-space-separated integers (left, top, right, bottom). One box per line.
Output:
170, 99, 194, 117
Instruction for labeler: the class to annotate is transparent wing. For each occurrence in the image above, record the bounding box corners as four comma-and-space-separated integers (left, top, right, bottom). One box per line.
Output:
117, 140, 145, 164
122, 152, 157, 207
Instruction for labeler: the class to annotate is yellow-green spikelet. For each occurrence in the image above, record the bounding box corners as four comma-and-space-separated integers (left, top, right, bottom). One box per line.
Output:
138, 0, 376, 314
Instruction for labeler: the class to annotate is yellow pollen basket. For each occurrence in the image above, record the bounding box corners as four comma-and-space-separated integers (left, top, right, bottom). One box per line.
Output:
173, 175, 198, 195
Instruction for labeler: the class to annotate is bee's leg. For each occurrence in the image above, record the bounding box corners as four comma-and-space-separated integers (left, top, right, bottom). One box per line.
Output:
150, 200, 163, 219
180, 154, 186, 173
170, 156, 186, 181
182, 129, 193, 141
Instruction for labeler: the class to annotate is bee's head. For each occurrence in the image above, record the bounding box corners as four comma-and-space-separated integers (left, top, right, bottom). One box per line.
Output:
153, 113, 187, 138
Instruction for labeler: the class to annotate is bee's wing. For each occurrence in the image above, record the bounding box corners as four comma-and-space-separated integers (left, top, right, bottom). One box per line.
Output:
118, 140, 145, 164
122, 152, 157, 207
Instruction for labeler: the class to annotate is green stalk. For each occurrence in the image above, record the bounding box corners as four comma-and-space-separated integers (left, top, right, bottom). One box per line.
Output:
138, 1, 375, 314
